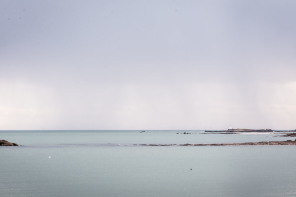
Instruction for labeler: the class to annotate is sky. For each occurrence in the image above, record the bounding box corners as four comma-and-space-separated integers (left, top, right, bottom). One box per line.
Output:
1, 0, 296, 130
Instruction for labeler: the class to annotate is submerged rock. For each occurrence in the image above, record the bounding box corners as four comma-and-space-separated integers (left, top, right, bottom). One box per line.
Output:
0, 140, 18, 146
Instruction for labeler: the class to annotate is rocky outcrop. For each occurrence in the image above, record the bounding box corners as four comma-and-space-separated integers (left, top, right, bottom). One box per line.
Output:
281, 133, 296, 137
0, 140, 18, 146
176, 132, 194, 134
205, 129, 273, 133
137, 139, 296, 146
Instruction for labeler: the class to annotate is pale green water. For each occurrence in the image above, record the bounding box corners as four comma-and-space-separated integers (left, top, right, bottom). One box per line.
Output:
1, 130, 296, 197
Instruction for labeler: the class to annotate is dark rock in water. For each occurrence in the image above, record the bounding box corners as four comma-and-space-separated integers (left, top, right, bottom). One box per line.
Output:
0, 140, 18, 146
203, 132, 237, 135
205, 129, 274, 133
177, 131, 193, 134
137, 140, 296, 146
281, 133, 296, 137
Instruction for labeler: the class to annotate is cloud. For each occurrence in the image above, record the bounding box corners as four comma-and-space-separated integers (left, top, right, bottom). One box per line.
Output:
1, 0, 296, 129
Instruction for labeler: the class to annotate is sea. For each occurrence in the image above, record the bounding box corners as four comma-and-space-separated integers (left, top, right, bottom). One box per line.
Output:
1, 130, 296, 197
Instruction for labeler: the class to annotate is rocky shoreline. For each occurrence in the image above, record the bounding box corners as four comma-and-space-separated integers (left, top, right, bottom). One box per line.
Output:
0, 140, 18, 146
137, 139, 296, 146
205, 129, 274, 133
280, 133, 296, 137
205, 129, 296, 133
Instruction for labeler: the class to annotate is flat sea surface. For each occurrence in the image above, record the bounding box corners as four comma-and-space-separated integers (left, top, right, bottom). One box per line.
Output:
1, 130, 296, 197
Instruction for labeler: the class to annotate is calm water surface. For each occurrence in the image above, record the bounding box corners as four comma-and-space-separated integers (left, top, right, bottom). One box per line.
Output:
1, 130, 296, 197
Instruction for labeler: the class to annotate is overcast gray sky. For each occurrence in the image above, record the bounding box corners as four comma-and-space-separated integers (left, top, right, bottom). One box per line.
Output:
1, 0, 296, 130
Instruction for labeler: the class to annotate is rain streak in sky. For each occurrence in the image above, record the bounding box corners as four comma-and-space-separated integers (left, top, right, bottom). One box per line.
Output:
1, 0, 296, 130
